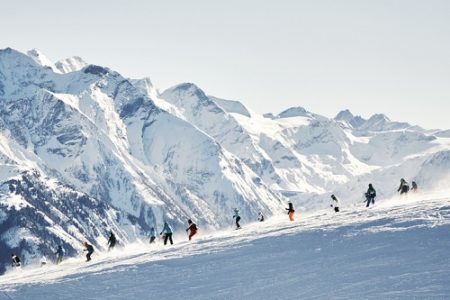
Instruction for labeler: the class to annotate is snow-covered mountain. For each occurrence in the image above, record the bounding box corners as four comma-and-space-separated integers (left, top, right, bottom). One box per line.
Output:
0, 47, 449, 274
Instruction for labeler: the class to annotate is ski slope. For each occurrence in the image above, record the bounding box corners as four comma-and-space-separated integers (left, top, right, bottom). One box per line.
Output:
1, 192, 449, 300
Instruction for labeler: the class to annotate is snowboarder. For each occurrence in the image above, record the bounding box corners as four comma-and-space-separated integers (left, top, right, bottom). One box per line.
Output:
411, 181, 418, 192
149, 227, 156, 244
365, 184, 377, 207
397, 178, 410, 195
258, 211, 265, 222
160, 222, 174, 245
83, 242, 94, 262
55, 245, 64, 264
107, 231, 117, 251
233, 208, 241, 229
40, 255, 47, 267
330, 194, 340, 212
185, 219, 198, 241
11, 254, 21, 267
286, 201, 295, 221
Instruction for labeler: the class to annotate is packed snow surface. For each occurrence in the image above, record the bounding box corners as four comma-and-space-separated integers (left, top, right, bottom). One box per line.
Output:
1, 191, 449, 300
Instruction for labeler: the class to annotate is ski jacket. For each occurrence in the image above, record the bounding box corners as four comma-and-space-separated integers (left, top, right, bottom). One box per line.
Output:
55, 246, 64, 256
397, 181, 409, 192
160, 223, 173, 235
186, 223, 197, 232
366, 187, 376, 198
108, 234, 116, 245
84, 244, 94, 253
331, 196, 340, 208
11, 255, 20, 266
150, 228, 156, 237
286, 202, 295, 213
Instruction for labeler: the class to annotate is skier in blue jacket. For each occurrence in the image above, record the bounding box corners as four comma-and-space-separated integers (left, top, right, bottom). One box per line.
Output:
233, 208, 241, 229
160, 222, 174, 245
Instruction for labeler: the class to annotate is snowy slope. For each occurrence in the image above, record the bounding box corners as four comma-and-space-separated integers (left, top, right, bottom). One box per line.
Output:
0, 192, 449, 299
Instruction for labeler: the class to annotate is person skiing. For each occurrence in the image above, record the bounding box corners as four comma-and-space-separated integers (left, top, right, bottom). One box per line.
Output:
185, 219, 198, 241
411, 181, 418, 192
160, 222, 174, 245
286, 201, 295, 221
40, 255, 47, 267
83, 242, 94, 262
55, 245, 64, 264
11, 254, 21, 267
233, 208, 241, 229
365, 184, 377, 207
107, 231, 117, 251
258, 211, 265, 222
330, 194, 340, 213
149, 227, 156, 244
397, 178, 410, 195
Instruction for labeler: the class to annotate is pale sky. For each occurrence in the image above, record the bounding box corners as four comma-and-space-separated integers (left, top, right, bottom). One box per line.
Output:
1, 0, 449, 129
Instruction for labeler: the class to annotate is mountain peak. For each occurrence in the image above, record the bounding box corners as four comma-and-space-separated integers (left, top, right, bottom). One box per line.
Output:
368, 113, 391, 123
55, 56, 88, 73
277, 106, 311, 118
335, 109, 354, 121
26, 48, 60, 73
335, 109, 367, 128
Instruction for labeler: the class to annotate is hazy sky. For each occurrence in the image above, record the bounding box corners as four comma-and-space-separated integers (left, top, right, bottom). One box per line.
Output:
1, 0, 449, 129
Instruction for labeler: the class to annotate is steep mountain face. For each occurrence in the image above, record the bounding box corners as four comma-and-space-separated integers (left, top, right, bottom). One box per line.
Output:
0, 48, 449, 273
0, 48, 283, 271
159, 86, 450, 210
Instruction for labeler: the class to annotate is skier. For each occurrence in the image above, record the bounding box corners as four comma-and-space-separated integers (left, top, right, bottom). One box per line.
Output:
55, 245, 64, 264
330, 194, 340, 212
411, 181, 418, 192
40, 255, 47, 267
185, 219, 198, 241
149, 227, 156, 244
11, 253, 21, 267
233, 208, 241, 229
258, 211, 265, 222
365, 184, 377, 207
286, 201, 295, 221
107, 231, 117, 251
160, 222, 174, 245
397, 178, 410, 195
83, 242, 94, 262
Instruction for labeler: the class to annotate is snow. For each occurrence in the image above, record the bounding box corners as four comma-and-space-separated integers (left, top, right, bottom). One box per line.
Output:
55, 56, 88, 74
0, 192, 449, 299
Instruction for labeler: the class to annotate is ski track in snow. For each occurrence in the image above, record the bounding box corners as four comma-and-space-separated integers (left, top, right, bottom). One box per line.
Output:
0, 195, 449, 299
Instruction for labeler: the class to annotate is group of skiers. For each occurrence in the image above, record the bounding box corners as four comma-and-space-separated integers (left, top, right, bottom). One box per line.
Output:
9, 178, 419, 268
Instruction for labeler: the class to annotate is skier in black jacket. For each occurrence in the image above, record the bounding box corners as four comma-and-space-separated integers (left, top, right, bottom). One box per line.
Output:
107, 231, 117, 251
411, 181, 418, 192
365, 184, 376, 207
397, 178, 410, 195
83, 242, 94, 262
55, 245, 64, 264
